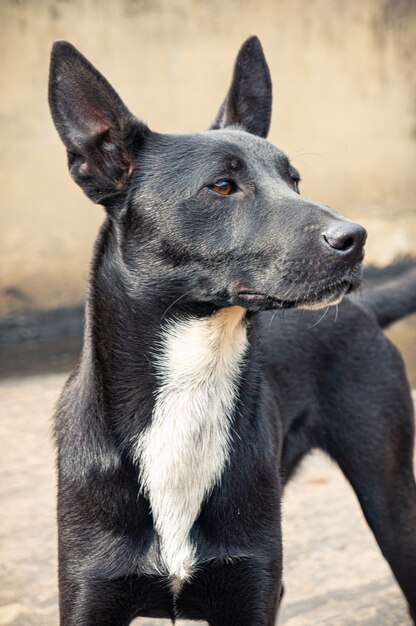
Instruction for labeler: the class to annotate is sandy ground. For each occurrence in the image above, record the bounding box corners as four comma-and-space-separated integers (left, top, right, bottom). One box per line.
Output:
0, 373, 414, 626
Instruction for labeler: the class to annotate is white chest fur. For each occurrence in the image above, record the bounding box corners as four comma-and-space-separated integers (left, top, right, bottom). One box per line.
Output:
134, 306, 247, 585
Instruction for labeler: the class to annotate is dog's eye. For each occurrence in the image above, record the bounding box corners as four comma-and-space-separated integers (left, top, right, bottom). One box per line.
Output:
208, 179, 238, 196
292, 177, 300, 193
288, 164, 301, 194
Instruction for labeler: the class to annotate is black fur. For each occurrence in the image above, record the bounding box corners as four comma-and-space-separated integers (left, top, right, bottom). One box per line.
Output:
49, 37, 416, 625
354, 267, 416, 328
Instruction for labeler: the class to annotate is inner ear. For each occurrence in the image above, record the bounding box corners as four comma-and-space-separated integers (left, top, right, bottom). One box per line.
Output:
49, 41, 148, 206
210, 36, 272, 138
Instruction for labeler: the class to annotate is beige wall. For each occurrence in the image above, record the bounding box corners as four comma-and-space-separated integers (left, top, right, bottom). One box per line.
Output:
1, 0, 416, 315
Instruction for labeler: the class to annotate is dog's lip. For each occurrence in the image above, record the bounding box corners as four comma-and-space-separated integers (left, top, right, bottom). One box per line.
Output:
234, 290, 294, 309
235, 290, 269, 302
233, 280, 355, 310
234, 290, 286, 309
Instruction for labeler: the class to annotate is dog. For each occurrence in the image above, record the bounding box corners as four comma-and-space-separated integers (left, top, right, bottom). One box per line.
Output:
48, 36, 416, 625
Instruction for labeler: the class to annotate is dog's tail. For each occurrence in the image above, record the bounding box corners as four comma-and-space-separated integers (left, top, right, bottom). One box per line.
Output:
356, 266, 416, 329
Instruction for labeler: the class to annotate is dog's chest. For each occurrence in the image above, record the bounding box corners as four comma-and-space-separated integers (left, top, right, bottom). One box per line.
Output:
134, 306, 247, 583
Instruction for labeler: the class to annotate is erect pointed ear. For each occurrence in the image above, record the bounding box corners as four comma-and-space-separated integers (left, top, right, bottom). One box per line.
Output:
210, 36, 272, 138
48, 41, 148, 206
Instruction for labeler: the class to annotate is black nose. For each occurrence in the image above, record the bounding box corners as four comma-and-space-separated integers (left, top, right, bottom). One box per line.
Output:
323, 222, 367, 263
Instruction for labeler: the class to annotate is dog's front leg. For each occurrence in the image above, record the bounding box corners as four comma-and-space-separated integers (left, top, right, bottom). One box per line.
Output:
59, 573, 133, 626
176, 556, 282, 626
59, 569, 173, 626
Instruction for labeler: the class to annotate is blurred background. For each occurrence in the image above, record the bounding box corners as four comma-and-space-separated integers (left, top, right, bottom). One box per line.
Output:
1, 0, 416, 378
1, 0, 416, 380
0, 1, 415, 625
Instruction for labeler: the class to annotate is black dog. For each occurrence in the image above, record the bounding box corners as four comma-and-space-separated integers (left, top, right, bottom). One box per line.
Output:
49, 37, 416, 625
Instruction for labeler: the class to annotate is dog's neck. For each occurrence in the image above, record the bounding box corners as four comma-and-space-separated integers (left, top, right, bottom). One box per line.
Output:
134, 305, 248, 582
83, 220, 249, 418
81, 224, 251, 582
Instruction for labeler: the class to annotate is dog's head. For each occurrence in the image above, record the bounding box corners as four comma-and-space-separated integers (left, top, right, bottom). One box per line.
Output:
49, 37, 366, 313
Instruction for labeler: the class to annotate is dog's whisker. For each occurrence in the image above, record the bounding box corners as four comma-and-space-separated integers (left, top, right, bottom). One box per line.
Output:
306, 306, 330, 330
267, 308, 279, 334
160, 289, 195, 322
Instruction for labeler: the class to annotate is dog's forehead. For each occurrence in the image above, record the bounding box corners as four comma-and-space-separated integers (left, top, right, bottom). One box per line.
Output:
146, 129, 286, 173
200, 129, 283, 162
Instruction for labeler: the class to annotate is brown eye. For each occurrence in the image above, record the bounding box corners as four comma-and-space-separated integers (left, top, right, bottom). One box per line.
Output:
209, 179, 237, 196
288, 164, 301, 194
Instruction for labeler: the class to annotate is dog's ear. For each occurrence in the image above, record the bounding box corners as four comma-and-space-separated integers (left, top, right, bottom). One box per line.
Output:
210, 36, 272, 138
49, 41, 148, 207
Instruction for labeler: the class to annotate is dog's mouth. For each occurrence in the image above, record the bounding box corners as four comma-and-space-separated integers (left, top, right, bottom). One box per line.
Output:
233, 278, 356, 312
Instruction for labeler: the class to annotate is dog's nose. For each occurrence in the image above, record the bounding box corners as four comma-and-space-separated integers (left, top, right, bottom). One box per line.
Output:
322, 222, 367, 263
